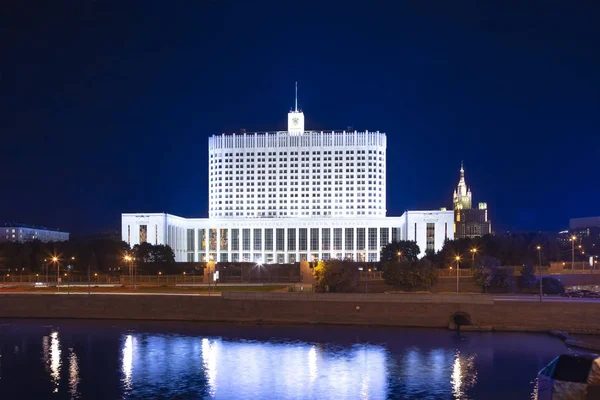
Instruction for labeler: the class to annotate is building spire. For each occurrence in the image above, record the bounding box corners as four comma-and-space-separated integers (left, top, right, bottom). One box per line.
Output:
295, 81, 298, 112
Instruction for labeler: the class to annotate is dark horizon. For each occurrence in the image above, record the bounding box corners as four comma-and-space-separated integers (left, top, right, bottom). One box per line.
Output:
3, 1, 599, 236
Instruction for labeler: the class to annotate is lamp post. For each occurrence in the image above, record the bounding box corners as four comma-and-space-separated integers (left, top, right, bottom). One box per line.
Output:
571, 236, 576, 269
366, 268, 372, 293
397, 251, 402, 261
537, 246, 543, 302
470, 248, 477, 266
52, 257, 59, 291
124, 256, 133, 291
44, 259, 48, 285
158, 271, 162, 285
455, 256, 461, 294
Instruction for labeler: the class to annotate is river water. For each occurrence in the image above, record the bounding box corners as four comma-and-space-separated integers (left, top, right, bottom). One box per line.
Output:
0, 319, 593, 399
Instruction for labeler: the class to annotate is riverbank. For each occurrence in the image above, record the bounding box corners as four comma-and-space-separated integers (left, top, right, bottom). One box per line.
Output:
0, 293, 598, 334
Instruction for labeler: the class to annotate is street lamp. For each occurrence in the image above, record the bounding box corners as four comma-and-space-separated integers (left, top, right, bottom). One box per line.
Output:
536, 246, 543, 302
366, 268, 372, 293
257, 261, 263, 282
571, 236, 577, 269
470, 248, 478, 266
52, 256, 59, 291
397, 251, 402, 261
455, 256, 460, 294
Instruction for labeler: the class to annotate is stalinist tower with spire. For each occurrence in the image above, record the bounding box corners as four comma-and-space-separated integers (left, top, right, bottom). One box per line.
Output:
452, 162, 492, 239
453, 161, 472, 210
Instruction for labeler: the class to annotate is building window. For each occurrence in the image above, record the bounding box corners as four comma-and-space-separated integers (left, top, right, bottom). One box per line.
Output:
391, 227, 399, 242
276, 228, 284, 251
155, 225, 158, 245
253, 228, 262, 251
310, 228, 319, 251
299, 228, 308, 251
265, 229, 273, 251
414, 223, 417, 241
345, 228, 354, 250
321, 228, 330, 251
220, 229, 228, 249
380, 228, 389, 248
333, 228, 342, 250
187, 229, 195, 252
368, 253, 378, 262
368, 228, 377, 250
444, 223, 448, 240
288, 228, 296, 251
187, 253, 194, 262
357, 228, 365, 250
127, 225, 130, 244
209, 229, 217, 251
139, 225, 147, 243
242, 229, 251, 251
220, 253, 228, 263
426, 223, 435, 251
231, 229, 239, 251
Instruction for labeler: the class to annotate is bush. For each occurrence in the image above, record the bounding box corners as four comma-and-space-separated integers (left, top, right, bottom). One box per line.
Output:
313, 260, 359, 293
537, 277, 565, 295
474, 256, 513, 292
382, 259, 438, 291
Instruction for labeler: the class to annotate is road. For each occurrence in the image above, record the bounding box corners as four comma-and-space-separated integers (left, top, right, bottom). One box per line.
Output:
493, 294, 600, 303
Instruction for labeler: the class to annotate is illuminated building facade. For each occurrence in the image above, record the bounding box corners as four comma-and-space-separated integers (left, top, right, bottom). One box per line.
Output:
122, 91, 454, 261
452, 163, 492, 239
1, 223, 69, 243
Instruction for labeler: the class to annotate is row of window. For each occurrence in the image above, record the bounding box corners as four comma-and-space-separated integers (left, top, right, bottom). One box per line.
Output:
185, 227, 394, 252
188, 252, 381, 263
211, 150, 384, 158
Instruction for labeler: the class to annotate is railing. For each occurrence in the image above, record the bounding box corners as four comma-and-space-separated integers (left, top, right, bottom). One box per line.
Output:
222, 291, 495, 305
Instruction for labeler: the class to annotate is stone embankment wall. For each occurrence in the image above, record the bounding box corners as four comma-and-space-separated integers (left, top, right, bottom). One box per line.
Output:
1, 293, 599, 334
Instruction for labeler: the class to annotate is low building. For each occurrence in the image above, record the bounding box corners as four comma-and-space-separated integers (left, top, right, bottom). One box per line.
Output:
1, 223, 69, 243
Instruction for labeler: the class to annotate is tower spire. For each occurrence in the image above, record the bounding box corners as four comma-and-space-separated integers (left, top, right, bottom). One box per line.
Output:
295, 81, 298, 112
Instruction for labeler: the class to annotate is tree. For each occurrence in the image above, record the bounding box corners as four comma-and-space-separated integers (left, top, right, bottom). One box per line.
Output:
150, 244, 175, 264
518, 262, 537, 289
132, 242, 153, 263
313, 260, 359, 292
382, 258, 438, 291
474, 256, 512, 292
380, 241, 421, 263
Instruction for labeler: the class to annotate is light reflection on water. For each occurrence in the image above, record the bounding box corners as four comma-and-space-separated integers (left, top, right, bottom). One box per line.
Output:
0, 321, 581, 400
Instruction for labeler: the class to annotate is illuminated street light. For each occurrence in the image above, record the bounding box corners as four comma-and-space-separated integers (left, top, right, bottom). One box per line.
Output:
455, 256, 461, 294
536, 246, 543, 302
51, 257, 60, 291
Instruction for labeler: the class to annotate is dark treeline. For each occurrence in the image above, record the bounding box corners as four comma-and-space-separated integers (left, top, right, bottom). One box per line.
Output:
425, 233, 585, 268
0, 239, 176, 274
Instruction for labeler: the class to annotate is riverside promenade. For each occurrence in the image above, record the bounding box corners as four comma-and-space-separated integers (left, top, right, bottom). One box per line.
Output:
0, 292, 598, 334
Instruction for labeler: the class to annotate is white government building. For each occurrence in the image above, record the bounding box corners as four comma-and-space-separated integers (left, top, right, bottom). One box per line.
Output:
122, 91, 453, 262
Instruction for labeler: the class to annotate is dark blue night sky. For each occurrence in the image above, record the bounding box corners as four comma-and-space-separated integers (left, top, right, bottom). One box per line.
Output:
3, 1, 599, 234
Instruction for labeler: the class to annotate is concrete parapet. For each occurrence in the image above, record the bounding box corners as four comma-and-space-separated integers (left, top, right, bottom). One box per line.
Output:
0, 294, 597, 334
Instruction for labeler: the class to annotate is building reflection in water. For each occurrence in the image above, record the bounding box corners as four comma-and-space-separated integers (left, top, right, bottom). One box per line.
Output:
122, 335, 134, 391
69, 348, 80, 399
110, 332, 490, 399
201, 338, 219, 396
451, 350, 477, 400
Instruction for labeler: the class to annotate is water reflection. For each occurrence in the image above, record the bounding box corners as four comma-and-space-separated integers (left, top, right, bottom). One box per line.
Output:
69, 348, 80, 399
0, 322, 576, 399
122, 335, 134, 391
451, 350, 477, 400
45, 331, 61, 393
201, 338, 218, 396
